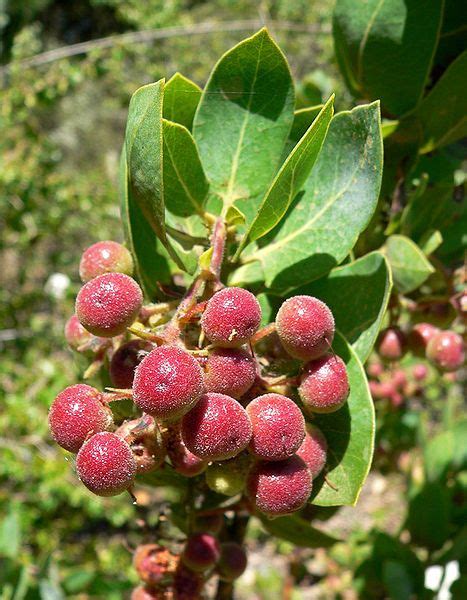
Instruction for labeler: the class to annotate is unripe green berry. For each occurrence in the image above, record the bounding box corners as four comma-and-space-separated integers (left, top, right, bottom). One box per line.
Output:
205, 454, 250, 496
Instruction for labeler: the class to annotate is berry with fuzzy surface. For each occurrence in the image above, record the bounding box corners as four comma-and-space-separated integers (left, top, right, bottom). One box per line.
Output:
64, 315, 94, 351
110, 340, 153, 388
76, 273, 143, 337
116, 416, 166, 474
133, 346, 204, 420
275, 295, 334, 361
166, 423, 208, 477
182, 393, 252, 461
181, 533, 220, 572
201, 287, 261, 347
79, 240, 134, 282
296, 423, 327, 479
246, 455, 312, 517
377, 327, 407, 361
426, 330, 464, 371
299, 354, 349, 414
247, 394, 305, 461
49, 384, 112, 453
76, 432, 136, 496
409, 322, 439, 356
205, 454, 250, 496
217, 542, 247, 581
204, 348, 257, 398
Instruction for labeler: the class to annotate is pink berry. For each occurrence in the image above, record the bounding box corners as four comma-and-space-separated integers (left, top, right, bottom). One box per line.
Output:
246, 393, 305, 461
133, 346, 204, 420
182, 533, 220, 572
79, 240, 134, 282
246, 455, 312, 517
299, 354, 349, 414
217, 542, 247, 581
409, 322, 440, 357
296, 423, 327, 479
133, 544, 178, 587
392, 369, 407, 389
201, 287, 261, 347
204, 348, 257, 399
167, 423, 208, 477
76, 432, 136, 496
48, 384, 112, 453
110, 340, 153, 388
412, 363, 428, 381
76, 272, 143, 337
64, 314, 93, 350
181, 393, 252, 461
377, 327, 407, 361
367, 361, 384, 378
275, 295, 335, 360
426, 330, 465, 372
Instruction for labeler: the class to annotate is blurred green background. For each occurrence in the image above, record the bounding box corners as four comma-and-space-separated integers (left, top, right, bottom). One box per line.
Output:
0, 1, 464, 598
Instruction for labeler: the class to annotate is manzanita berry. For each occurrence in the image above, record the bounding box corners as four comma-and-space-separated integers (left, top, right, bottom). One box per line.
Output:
408, 322, 440, 356
110, 339, 153, 388
412, 363, 428, 381
130, 586, 162, 600
217, 542, 247, 581
246, 393, 305, 461
173, 563, 204, 600
275, 295, 335, 361
166, 423, 208, 477
64, 314, 94, 351
201, 287, 261, 347
133, 345, 204, 420
377, 327, 407, 361
204, 347, 257, 398
76, 272, 143, 337
181, 533, 220, 572
296, 423, 327, 479
246, 455, 312, 517
79, 240, 134, 282
299, 354, 349, 414
426, 330, 465, 371
48, 384, 112, 453
116, 416, 166, 474
181, 393, 252, 461
76, 432, 136, 496
205, 454, 250, 496
133, 544, 178, 587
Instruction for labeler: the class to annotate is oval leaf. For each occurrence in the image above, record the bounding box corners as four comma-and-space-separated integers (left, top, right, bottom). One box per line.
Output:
193, 28, 294, 220
310, 332, 375, 506
163, 72, 201, 131
383, 234, 434, 294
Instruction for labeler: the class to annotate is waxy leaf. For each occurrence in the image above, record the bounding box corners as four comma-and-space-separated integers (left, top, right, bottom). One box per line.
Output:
333, 0, 444, 116
259, 515, 338, 548
236, 95, 334, 256
163, 72, 202, 131
290, 105, 325, 144
296, 252, 391, 363
235, 102, 383, 291
125, 80, 186, 271
424, 419, 467, 482
193, 28, 294, 221
384, 234, 434, 294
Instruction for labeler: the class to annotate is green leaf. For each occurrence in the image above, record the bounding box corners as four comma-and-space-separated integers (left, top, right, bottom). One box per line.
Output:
258, 515, 338, 548
162, 119, 209, 218
424, 419, 467, 482
406, 482, 450, 550
234, 102, 383, 292
236, 95, 334, 256
310, 332, 375, 506
333, 0, 444, 115
382, 561, 414, 600
415, 50, 467, 152
419, 229, 443, 255
125, 80, 186, 271
119, 148, 172, 300
193, 28, 294, 220
295, 252, 391, 363
383, 234, 434, 294
163, 72, 201, 131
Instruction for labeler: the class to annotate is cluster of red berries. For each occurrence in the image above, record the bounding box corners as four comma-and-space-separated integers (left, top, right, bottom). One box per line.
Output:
49, 241, 351, 522
367, 361, 428, 408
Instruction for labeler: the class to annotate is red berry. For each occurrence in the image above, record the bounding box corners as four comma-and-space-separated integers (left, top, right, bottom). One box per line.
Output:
217, 542, 247, 581
181, 393, 252, 461
64, 315, 93, 350
296, 423, 327, 479
275, 295, 335, 360
409, 322, 440, 357
367, 361, 384, 378
76, 432, 136, 496
133, 544, 178, 587
79, 240, 134, 282
426, 330, 464, 372
246, 455, 312, 517
133, 346, 204, 420
167, 423, 208, 477
201, 287, 261, 347
110, 340, 153, 388
182, 533, 220, 572
377, 327, 407, 361
204, 348, 257, 399
193, 514, 224, 534
412, 363, 428, 381
173, 563, 204, 599
246, 393, 305, 461
48, 384, 112, 453
116, 416, 166, 474
392, 369, 407, 389
76, 273, 143, 337
299, 354, 349, 414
